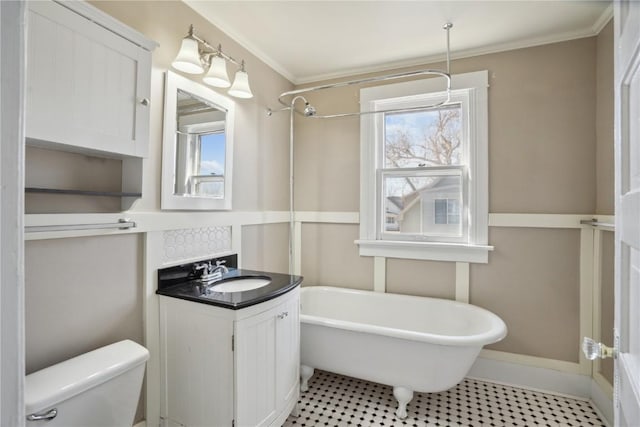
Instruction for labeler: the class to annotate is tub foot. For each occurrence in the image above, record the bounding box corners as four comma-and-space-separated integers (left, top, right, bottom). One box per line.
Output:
393, 386, 414, 420
300, 365, 314, 392
291, 402, 300, 418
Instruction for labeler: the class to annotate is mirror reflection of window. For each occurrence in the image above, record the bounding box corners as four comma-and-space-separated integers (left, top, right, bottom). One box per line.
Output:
162, 71, 235, 210
192, 132, 226, 198
174, 89, 227, 199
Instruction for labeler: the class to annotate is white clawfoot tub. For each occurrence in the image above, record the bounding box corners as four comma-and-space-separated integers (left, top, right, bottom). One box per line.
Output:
299, 286, 507, 419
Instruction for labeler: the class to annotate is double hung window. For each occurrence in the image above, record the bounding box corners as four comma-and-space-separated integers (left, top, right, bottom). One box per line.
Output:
358, 71, 490, 263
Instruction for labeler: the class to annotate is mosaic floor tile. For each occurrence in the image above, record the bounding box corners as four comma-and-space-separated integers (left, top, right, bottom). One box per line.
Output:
282, 370, 605, 427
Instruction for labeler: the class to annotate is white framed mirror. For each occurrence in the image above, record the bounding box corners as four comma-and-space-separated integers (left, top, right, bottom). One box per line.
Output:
161, 71, 235, 210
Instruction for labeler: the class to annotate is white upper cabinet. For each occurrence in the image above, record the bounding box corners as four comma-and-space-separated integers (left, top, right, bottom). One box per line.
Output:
26, 1, 156, 158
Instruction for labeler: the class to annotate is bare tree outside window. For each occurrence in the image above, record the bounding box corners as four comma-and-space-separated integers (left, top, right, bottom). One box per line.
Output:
384, 105, 462, 168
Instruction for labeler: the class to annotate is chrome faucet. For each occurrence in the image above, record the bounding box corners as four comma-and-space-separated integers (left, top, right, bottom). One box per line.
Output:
196, 260, 228, 283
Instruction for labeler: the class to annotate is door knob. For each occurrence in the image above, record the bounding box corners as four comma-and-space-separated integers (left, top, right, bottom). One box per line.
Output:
582, 337, 616, 360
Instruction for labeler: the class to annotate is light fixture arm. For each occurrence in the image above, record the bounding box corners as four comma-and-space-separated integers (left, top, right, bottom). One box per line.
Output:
188, 27, 243, 69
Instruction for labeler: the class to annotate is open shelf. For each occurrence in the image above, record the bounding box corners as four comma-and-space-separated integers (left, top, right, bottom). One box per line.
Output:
25, 187, 142, 198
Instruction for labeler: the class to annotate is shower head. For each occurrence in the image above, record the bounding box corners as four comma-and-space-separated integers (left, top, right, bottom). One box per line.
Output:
303, 102, 317, 117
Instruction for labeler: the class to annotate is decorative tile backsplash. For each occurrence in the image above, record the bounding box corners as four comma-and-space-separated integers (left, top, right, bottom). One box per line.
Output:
163, 226, 232, 264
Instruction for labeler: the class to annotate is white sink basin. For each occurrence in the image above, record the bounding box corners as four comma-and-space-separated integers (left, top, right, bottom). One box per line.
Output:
211, 277, 271, 293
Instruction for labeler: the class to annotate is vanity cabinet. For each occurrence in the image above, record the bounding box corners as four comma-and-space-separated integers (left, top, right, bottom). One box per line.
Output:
159, 287, 300, 427
26, 0, 155, 158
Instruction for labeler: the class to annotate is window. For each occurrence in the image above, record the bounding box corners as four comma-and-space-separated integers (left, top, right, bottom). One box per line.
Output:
434, 199, 460, 225
357, 71, 491, 263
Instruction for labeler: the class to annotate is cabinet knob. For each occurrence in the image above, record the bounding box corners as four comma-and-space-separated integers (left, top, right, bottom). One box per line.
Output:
277, 312, 288, 319
139, 98, 150, 106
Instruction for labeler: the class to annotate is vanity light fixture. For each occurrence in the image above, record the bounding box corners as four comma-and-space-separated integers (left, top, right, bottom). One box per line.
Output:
172, 25, 253, 99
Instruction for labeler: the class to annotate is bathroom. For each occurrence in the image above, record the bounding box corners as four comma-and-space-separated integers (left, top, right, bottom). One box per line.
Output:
1, 0, 639, 426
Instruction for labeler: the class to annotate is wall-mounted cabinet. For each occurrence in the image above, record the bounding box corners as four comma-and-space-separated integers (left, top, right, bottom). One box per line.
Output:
25, 0, 156, 211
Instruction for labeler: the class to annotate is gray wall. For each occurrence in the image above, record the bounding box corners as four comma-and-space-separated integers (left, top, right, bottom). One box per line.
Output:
242, 223, 289, 274
301, 223, 373, 290
25, 234, 143, 374
595, 20, 615, 386
596, 20, 614, 216
295, 28, 613, 364
295, 37, 598, 214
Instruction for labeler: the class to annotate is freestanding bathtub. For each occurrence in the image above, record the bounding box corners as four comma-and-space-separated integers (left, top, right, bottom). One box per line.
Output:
299, 286, 507, 419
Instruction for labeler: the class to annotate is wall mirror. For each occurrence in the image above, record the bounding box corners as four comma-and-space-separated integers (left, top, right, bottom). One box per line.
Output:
161, 71, 234, 210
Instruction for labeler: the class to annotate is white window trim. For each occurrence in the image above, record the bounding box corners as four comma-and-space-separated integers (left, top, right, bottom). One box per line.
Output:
357, 70, 491, 263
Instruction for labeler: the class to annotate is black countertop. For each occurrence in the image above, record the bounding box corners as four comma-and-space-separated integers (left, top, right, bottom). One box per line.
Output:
156, 267, 303, 310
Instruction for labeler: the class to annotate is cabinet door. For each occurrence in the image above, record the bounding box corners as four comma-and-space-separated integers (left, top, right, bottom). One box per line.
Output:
235, 307, 278, 427
160, 298, 234, 427
26, 1, 151, 158
275, 293, 300, 411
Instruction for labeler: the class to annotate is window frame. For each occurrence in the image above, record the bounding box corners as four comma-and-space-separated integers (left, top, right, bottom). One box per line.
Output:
357, 70, 491, 263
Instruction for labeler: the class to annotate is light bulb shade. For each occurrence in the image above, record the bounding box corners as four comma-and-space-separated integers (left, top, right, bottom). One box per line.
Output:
203, 56, 231, 88
172, 37, 204, 74
227, 70, 253, 99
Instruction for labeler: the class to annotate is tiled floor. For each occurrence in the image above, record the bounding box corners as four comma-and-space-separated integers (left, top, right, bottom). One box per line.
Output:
283, 370, 606, 427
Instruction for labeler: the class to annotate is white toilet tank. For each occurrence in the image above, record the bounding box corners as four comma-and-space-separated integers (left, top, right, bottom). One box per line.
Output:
25, 340, 149, 427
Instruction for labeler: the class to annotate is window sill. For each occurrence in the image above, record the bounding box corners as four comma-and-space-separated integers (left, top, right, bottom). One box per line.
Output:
355, 239, 493, 263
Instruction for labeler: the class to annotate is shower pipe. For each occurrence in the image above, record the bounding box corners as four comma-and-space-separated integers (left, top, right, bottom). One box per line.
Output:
267, 23, 453, 120
272, 23, 454, 274
268, 68, 452, 119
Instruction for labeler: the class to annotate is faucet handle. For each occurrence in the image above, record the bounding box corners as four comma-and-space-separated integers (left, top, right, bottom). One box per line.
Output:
193, 262, 208, 272
214, 259, 229, 274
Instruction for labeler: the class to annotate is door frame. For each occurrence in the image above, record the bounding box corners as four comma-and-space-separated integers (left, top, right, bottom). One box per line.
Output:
0, 0, 26, 426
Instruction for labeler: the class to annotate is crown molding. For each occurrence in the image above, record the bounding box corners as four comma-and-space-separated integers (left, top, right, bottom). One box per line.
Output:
592, 3, 613, 35
186, 2, 613, 86
183, 2, 296, 83
296, 25, 607, 85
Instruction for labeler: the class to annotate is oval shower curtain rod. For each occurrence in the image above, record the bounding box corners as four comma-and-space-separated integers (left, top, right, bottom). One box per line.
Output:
267, 22, 454, 119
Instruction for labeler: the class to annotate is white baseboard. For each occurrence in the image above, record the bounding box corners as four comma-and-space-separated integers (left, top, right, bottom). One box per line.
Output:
591, 379, 613, 426
468, 356, 592, 399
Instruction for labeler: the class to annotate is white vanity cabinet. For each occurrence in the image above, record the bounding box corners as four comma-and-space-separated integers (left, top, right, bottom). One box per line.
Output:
159, 287, 300, 427
235, 290, 300, 426
26, 0, 155, 158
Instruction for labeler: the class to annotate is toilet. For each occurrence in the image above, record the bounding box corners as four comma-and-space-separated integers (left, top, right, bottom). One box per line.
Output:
25, 340, 149, 426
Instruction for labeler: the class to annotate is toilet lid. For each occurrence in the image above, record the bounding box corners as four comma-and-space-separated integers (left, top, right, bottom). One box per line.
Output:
25, 340, 149, 414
